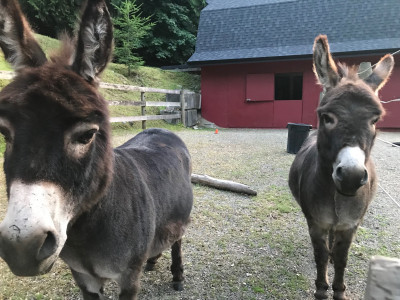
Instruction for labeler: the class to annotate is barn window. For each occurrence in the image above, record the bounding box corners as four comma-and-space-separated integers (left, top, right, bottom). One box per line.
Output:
275, 73, 303, 100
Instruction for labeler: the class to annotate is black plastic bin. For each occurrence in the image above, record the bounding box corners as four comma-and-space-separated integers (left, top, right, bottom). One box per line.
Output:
286, 123, 312, 154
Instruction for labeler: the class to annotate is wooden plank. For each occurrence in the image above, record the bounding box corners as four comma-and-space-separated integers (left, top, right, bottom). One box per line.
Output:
185, 93, 201, 109
141, 92, 146, 129
108, 101, 145, 106
365, 256, 400, 299
191, 174, 257, 196
100, 82, 182, 94
110, 114, 181, 123
147, 101, 181, 107
185, 109, 198, 127
0, 71, 14, 79
180, 90, 186, 127
108, 101, 180, 107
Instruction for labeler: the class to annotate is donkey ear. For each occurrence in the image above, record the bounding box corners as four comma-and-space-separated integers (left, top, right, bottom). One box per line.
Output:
312, 35, 340, 90
72, 0, 113, 83
364, 54, 394, 92
0, 0, 47, 71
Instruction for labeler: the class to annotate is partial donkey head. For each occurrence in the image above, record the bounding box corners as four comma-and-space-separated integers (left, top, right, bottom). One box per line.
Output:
0, 0, 114, 276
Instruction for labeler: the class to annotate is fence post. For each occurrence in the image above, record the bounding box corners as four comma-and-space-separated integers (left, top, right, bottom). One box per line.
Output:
180, 89, 186, 127
141, 92, 146, 129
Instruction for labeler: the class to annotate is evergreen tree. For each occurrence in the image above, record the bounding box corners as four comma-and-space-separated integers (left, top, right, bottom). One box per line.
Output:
135, 0, 206, 66
112, 0, 154, 75
19, 0, 82, 37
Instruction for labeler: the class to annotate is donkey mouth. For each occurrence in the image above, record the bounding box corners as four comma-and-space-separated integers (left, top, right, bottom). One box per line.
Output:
5, 255, 58, 277
336, 188, 357, 197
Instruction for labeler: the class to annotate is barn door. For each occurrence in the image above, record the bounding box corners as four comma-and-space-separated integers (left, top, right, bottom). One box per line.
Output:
245, 74, 274, 127
245, 73, 274, 102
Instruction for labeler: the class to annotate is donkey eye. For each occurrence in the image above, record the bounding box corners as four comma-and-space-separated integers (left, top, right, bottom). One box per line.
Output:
321, 114, 334, 124
371, 117, 379, 125
75, 129, 97, 144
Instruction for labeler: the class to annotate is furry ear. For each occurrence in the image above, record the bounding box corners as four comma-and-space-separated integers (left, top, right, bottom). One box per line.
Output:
0, 0, 47, 71
364, 54, 394, 92
312, 35, 340, 90
72, 0, 113, 83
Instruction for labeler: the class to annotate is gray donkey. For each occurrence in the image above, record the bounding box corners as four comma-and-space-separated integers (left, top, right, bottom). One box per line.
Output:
289, 35, 394, 300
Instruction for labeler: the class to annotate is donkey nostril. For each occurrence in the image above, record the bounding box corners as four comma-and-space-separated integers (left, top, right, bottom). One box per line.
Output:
360, 169, 368, 186
336, 167, 343, 181
37, 231, 58, 261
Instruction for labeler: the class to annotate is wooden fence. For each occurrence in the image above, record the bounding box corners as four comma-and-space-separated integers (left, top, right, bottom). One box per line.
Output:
0, 72, 201, 128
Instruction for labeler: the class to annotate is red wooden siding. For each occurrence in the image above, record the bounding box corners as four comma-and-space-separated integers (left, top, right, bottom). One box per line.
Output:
246, 73, 274, 101
200, 55, 400, 128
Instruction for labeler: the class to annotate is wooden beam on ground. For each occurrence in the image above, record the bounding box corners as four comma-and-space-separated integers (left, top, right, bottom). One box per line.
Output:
191, 174, 257, 196
364, 255, 400, 299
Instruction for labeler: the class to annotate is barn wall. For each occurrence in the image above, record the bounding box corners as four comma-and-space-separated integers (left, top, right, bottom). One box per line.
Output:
200, 55, 400, 128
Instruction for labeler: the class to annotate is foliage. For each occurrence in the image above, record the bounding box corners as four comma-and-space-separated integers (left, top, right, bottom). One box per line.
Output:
19, 0, 206, 66
112, 0, 154, 75
19, 0, 82, 37
133, 0, 206, 66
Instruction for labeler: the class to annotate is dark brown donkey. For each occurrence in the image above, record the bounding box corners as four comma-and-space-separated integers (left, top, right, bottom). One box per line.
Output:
289, 35, 394, 300
0, 0, 193, 299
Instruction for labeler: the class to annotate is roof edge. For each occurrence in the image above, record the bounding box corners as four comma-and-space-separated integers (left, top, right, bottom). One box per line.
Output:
187, 49, 399, 67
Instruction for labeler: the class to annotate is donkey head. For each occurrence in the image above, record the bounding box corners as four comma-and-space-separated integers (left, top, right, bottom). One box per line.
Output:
0, 0, 113, 276
313, 35, 394, 196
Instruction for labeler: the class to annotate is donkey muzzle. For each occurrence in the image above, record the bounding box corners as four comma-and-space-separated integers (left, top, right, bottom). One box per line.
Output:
332, 146, 368, 196
0, 181, 69, 276
0, 226, 59, 276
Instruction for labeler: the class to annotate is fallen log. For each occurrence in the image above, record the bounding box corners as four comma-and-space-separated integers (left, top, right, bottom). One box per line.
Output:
191, 174, 257, 196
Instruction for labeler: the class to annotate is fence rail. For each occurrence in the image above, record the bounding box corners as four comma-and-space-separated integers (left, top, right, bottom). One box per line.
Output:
0, 71, 200, 128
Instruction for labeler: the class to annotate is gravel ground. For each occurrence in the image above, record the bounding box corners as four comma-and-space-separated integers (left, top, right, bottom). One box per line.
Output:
0, 128, 399, 299
132, 129, 400, 300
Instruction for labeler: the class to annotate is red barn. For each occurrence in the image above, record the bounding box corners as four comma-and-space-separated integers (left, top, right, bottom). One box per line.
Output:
188, 0, 400, 128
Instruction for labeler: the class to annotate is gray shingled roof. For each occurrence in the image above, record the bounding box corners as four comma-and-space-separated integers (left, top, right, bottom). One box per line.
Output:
188, 0, 400, 65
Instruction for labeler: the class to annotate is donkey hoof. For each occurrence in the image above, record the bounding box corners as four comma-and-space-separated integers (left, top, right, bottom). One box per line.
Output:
333, 291, 349, 300
173, 281, 184, 291
314, 289, 329, 299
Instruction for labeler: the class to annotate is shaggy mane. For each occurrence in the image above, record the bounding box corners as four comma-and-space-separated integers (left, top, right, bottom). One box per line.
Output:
337, 63, 360, 82
49, 35, 76, 66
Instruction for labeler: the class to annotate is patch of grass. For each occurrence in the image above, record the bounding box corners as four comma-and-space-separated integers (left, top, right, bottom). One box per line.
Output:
34, 34, 60, 55
0, 34, 200, 94
266, 267, 309, 298
0, 79, 11, 89
254, 186, 299, 215
0, 53, 11, 71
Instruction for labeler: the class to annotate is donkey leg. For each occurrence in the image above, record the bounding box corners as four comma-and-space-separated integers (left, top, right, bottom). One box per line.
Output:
308, 222, 330, 299
145, 253, 162, 271
171, 239, 185, 291
331, 228, 356, 300
70, 269, 106, 300
118, 261, 144, 300
328, 228, 335, 264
